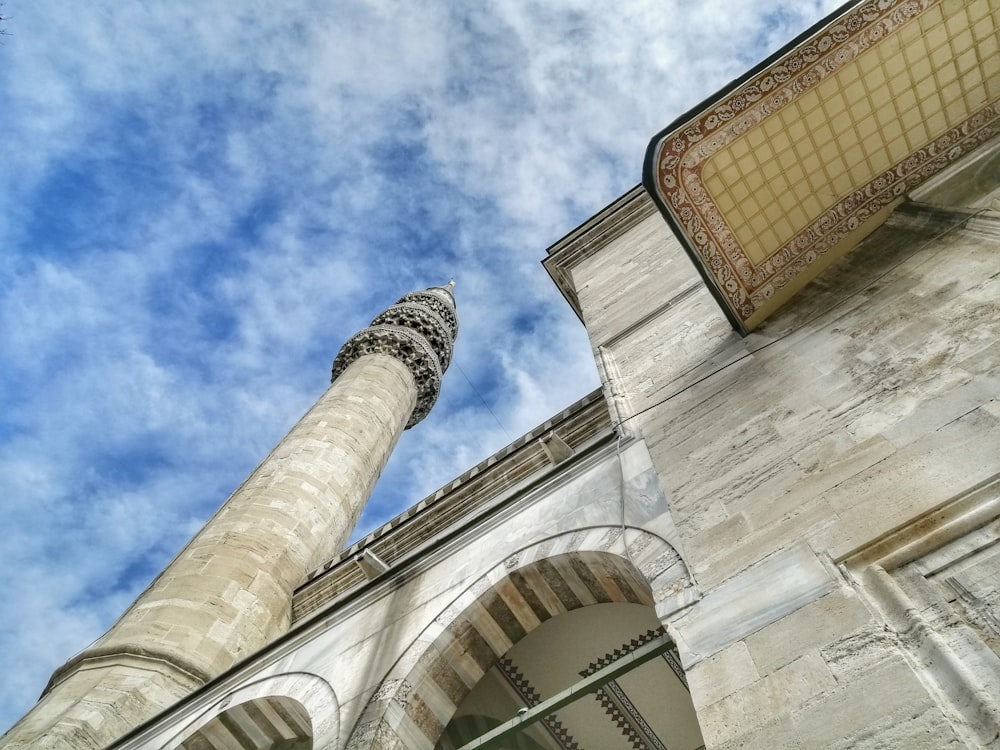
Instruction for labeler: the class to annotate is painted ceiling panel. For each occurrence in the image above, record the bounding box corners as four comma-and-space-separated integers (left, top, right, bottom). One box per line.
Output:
644, 0, 1000, 332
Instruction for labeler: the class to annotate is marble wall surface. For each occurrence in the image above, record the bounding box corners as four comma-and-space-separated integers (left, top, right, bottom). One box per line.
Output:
562, 178, 1000, 747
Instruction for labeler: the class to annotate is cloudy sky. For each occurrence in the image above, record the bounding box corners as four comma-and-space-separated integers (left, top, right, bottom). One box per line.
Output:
0, 0, 843, 732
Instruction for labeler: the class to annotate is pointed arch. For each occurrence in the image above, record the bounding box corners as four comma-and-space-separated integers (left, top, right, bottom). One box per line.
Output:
345, 526, 694, 749
165, 672, 338, 750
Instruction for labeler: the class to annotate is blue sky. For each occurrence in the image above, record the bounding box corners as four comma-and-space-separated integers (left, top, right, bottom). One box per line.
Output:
0, 0, 842, 732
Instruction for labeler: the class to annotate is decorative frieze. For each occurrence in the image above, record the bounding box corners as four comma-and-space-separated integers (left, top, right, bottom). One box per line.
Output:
332, 283, 458, 427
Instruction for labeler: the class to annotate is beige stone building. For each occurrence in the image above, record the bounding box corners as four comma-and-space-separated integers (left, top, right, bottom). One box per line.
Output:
3, 0, 1000, 747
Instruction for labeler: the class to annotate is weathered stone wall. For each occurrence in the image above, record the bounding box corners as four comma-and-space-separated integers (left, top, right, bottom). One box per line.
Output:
570, 197, 1000, 747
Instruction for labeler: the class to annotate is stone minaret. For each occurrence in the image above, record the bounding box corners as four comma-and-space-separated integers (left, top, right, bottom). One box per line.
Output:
1, 284, 458, 750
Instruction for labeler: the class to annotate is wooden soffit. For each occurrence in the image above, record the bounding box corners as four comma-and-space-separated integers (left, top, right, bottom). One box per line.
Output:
643, 0, 1000, 333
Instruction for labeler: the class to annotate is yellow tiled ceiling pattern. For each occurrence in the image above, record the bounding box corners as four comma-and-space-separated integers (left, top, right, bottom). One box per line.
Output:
646, 0, 1000, 332
703, 0, 999, 264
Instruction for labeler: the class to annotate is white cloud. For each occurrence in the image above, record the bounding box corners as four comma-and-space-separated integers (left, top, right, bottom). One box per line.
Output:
0, 0, 843, 732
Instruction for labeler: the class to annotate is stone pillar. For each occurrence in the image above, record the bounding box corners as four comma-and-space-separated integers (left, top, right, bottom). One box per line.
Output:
0, 285, 457, 750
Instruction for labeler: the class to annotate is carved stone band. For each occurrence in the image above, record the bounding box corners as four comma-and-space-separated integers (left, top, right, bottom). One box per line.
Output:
398, 290, 458, 340
332, 285, 457, 428
370, 302, 454, 370
331, 325, 443, 428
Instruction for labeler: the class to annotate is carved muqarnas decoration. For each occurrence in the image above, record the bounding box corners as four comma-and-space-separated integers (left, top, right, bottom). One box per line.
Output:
332, 285, 458, 428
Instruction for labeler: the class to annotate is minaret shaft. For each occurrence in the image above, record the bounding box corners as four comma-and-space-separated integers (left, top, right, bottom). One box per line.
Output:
1, 285, 456, 750
91, 352, 417, 675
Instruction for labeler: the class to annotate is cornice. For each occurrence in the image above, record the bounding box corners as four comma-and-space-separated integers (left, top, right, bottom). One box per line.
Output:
542, 185, 658, 320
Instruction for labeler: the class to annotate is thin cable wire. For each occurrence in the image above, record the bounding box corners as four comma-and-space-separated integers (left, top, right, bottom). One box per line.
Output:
453, 358, 514, 442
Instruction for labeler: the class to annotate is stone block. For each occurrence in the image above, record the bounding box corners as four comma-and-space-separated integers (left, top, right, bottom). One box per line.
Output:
697, 652, 835, 747
958, 339, 1000, 375
672, 542, 836, 665
789, 656, 946, 748
880, 372, 1000, 449
746, 589, 873, 675
802, 702, 963, 749
830, 405, 1000, 559
689, 498, 840, 590
708, 715, 803, 750
686, 642, 759, 710
818, 624, 900, 681
685, 512, 751, 569
741, 434, 895, 532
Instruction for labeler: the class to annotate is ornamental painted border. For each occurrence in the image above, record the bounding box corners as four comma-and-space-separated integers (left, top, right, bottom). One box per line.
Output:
644, 0, 1000, 331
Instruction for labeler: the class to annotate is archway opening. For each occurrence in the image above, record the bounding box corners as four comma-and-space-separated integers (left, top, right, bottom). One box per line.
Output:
436, 602, 703, 750
178, 695, 313, 750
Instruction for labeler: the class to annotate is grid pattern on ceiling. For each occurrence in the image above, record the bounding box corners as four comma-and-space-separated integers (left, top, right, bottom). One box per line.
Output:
645, 0, 1000, 332
702, 0, 1000, 264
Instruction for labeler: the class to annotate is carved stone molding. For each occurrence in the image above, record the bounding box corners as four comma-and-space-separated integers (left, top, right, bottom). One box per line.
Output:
398, 288, 458, 339
370, 302, 454, 370
331, 285, 457, 428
